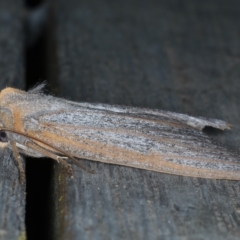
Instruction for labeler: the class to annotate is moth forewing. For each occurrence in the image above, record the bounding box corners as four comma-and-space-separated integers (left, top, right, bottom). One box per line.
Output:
0, 86, 239, 183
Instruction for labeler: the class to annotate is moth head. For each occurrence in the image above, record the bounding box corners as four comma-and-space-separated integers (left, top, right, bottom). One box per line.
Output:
0, 124, 8, 148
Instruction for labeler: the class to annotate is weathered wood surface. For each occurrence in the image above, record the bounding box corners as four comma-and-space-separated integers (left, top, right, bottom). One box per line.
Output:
49, 0, 240, 239
0, 1, 26, 240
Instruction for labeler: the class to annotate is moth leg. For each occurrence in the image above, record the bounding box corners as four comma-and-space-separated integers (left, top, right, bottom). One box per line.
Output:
10, 141, 25, 184
24, 140, 73, 177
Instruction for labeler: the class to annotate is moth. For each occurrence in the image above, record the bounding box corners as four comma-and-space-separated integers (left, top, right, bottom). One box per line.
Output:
0, 84, 239, 184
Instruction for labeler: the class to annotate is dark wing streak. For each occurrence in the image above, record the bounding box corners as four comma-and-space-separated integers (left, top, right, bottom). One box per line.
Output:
29, 108, 190, 130
56, 99, 231, 131
34, 109, 216, 142
40, 121, 212, 149
37, 110, 224, 151
38, 120, 240, 165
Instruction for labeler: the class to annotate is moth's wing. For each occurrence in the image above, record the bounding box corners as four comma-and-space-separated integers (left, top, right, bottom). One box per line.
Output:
23, 99, 240, 180
58, 100, 231, 131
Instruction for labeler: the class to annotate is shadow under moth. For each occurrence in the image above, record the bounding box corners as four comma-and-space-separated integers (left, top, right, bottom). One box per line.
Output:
0, 84, 239, 184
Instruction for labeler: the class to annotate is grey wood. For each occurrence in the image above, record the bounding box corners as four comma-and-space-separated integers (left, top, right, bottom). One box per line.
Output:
0, 1, 26, 240
48, 0, 240, 239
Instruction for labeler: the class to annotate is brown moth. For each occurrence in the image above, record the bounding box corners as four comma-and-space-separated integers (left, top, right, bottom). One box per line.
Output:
0, 84, 239, 183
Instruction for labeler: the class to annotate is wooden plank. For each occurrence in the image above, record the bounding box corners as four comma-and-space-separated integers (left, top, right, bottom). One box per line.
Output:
0, 1, 26, 240
49, 0, 240, 239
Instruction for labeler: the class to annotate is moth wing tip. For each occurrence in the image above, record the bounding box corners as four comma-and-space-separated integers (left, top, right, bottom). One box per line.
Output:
218, 122, 232, 131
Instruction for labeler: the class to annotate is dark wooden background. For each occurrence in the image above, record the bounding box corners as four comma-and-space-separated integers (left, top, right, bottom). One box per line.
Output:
1, 0, 240, 239
0, 1, 26, 240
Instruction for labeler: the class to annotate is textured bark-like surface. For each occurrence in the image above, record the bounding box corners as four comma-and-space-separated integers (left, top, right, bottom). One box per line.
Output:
0, 149, 26, 240
49, 0, 240, 239
0, 1, 26, 240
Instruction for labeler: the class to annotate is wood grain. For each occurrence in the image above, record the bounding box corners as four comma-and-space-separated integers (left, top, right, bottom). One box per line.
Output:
0, 1, 25, 240
48, 0, 240, 239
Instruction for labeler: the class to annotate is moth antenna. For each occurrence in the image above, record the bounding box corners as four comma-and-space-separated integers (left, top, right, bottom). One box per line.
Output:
27, 81, 48, 94
0, 127, 94, 174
